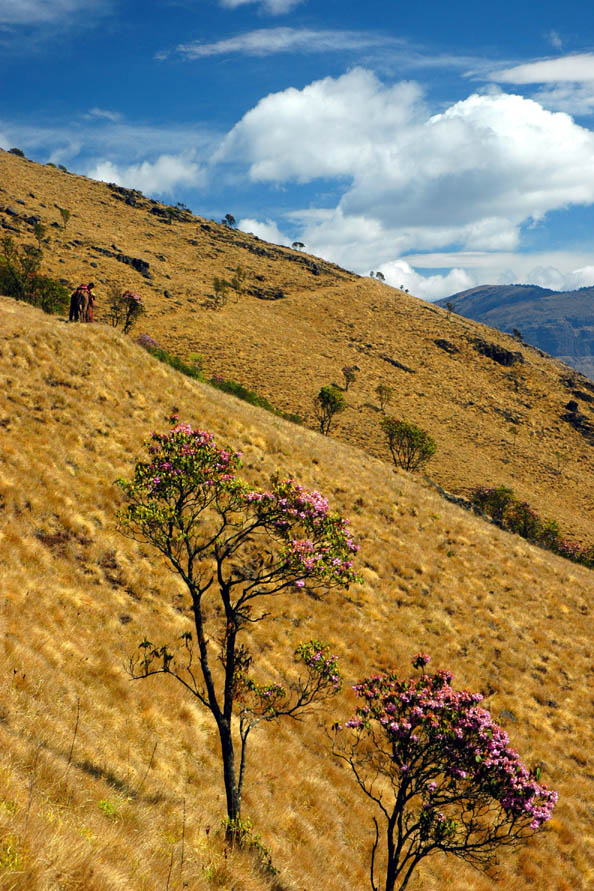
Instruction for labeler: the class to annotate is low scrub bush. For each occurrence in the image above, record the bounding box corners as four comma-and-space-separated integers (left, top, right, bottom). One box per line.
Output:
135, 336, 301, 424
471, 485, 594, 568
314, 385, 346, 435
108, 290, 145, 334
0, 236, 69, 314
381, 416, 436, 472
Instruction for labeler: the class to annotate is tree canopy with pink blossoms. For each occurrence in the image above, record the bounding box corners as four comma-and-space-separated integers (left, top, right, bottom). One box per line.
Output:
116, 419, 360, 825
334, 654, 557, 891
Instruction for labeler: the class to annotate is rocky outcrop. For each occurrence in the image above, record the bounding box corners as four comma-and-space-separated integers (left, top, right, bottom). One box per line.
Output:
438, 284, 594, 379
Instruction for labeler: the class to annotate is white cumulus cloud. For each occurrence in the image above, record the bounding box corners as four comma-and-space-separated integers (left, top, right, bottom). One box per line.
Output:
218, 68, 425, 181
218, 69, 594, 276
376, 260, 474, 301
493, 53, 594, 84
87, 155, 205, 197
238, 217, 291, 245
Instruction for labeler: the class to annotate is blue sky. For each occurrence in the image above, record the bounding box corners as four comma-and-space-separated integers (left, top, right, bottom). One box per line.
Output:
3, 0, 594, 298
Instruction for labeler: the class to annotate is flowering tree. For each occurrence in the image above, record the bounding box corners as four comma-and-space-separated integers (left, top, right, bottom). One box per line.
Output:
117, 421, 359, 824
333, 655, 557, 891
108, 290, 145, 334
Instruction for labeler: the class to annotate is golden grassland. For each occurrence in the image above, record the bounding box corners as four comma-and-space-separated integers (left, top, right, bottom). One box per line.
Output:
1, 150, 594, 548
0, 296, 593, 890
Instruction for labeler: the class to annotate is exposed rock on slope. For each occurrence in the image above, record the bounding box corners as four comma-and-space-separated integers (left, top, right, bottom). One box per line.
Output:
438, 284, 594, 379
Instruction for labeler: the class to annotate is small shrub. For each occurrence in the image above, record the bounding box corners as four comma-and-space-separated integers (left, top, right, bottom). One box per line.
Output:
136, 333, 162, 352
58, 207, 71, 230
375, 383, 393, 412
97, 799, 118, 819
381, 416, 436, 471
7, 148, 25, 158
230, 265, 244, 296
187, 351, 205, 373
221, 816, 279, 875
471, 485, 515, 526
0, 835, 24, 871
107, 290, 145, 334
313, 385, 346, 435
0, 235, 69, 314
33, 222, 47, 250
207, 277, 229, 309
342, 365, 357, 391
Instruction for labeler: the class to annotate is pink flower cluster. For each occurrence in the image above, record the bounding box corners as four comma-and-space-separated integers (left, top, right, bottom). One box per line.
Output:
295, 640, 342, 692
244, 479, 360, 589
125, 424, 361, 592
122, 290, 144, 305
142, 425, 241, 493
346, 656, 557, 831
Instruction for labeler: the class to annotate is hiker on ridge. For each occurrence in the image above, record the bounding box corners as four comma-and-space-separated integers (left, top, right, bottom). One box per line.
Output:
86, 282, 96, 322
68, 283, 87, 322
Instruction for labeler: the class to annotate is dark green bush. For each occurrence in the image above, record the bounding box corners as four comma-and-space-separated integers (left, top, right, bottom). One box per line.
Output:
107, 290, 145, 334
136, 337, 301, 424
313, 385, 346, 435
471, 486, 594, 569
380, 416, 436, 471
0, 236, 69, 314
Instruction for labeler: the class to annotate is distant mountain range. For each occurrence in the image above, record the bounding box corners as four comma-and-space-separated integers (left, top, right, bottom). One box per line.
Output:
437, 284, 594, 379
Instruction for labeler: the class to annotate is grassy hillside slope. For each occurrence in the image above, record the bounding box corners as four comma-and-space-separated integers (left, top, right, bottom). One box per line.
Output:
0, 297, 593, 890
1, 150, 594, 548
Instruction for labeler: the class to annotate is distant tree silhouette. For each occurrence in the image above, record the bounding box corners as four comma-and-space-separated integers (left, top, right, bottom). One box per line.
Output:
314, 385, 346, 435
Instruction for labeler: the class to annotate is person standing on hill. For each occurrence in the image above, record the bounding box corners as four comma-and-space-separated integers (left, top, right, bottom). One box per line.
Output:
86, 282, 96, 322
69, 283, 87, 322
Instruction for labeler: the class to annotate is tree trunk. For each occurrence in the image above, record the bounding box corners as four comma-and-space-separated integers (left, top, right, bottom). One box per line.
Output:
218, 718, 241, 823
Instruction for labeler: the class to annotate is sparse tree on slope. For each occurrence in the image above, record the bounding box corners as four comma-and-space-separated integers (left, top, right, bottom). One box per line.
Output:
314, 385, 346, 435
380, 417, 436, 472
333, 654, 557, 891
117, 421, 360, 826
